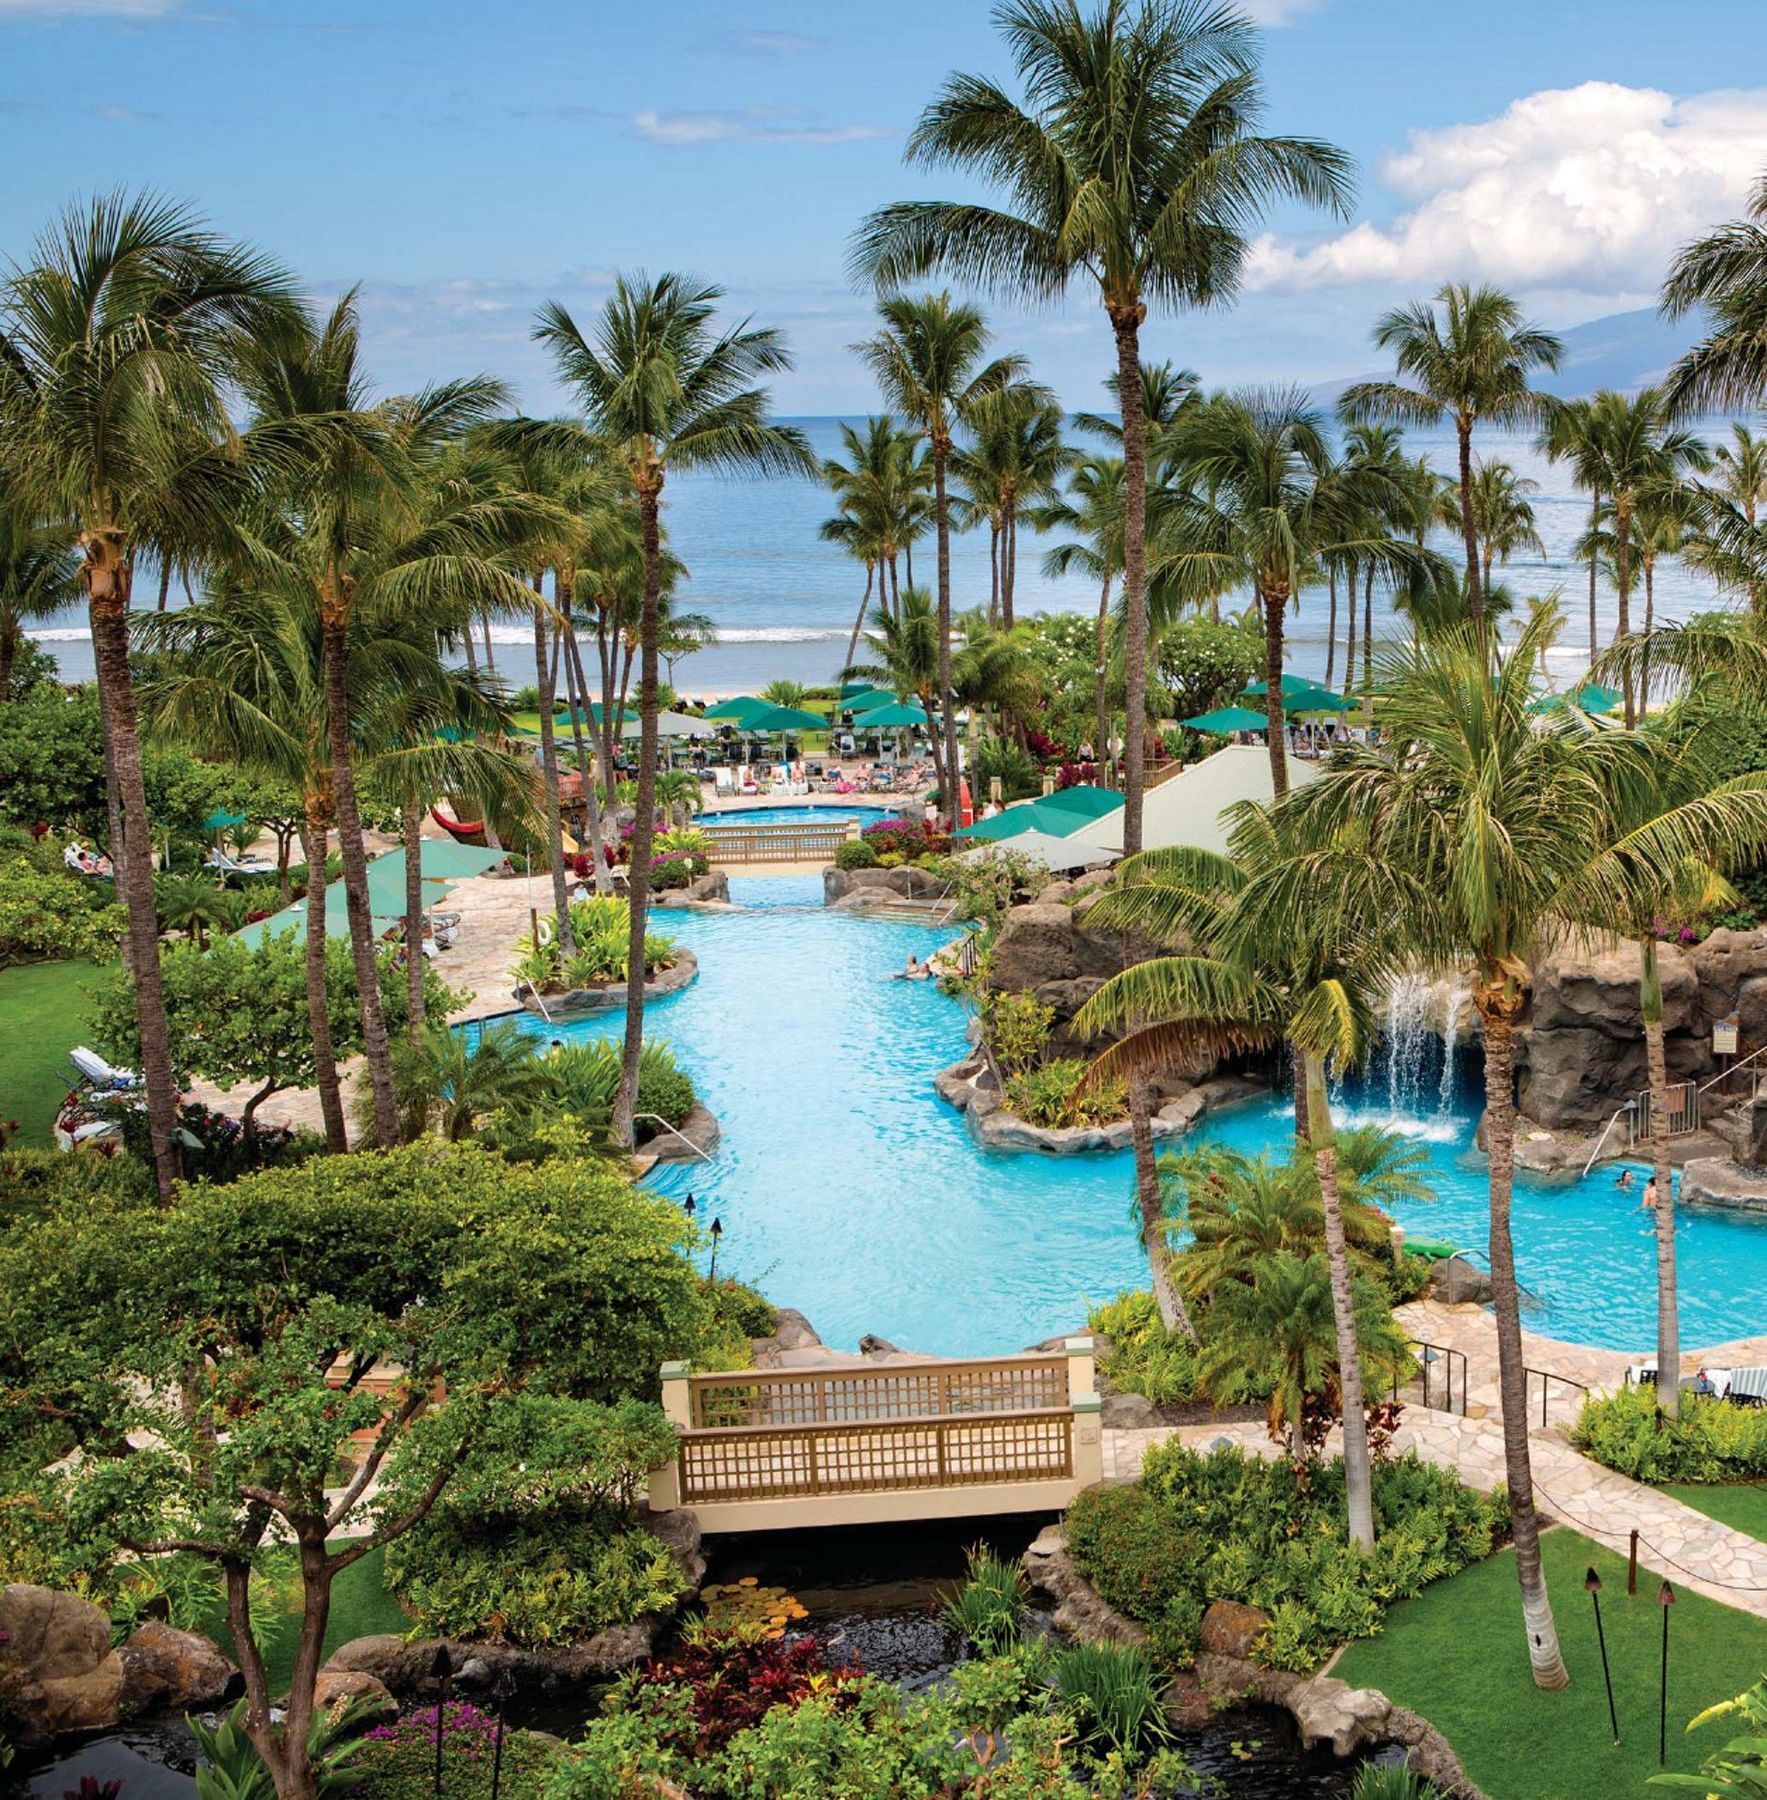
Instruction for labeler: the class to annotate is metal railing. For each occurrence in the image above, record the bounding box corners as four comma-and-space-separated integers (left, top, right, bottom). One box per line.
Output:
519, 978, 553, 1023
1633, 1079, 1698, 1143
1581, 1102, 1636, 1178
950, 930, 982, 979
634, 1112, 712, 1164
1396, 1339, 1468, 1416
1524, 1365, 1589, 1430
1699, 1041, 1767, 1104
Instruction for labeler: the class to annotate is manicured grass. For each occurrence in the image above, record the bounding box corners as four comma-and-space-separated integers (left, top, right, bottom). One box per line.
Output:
1332, 1526, 1767, 1798
0, 961, 98, 1145
1664, 1481, 1767, 1540
199, 1546, 410, 1696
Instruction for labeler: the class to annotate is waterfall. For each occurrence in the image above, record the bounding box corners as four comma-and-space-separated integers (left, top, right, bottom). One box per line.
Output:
1438, 983, 1467, 1113
1382, 971, 1437, 1119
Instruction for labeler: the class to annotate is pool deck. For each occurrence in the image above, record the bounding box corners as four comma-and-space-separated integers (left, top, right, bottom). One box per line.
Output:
1105, 1297, 1767, 1618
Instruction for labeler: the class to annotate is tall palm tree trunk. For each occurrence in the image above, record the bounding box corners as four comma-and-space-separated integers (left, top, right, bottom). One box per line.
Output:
1641, 554, 1656, 712
1306, 1056, 1373, 1550
1362, 568, 1374, 693
1113, 308, 1148, 856
1586, 493, 1601, 666
1641, 939, 1680, 1417
1615, 502, 1635, 728
87, 570, 181, 1201
1094, 576, 1113, 784
933, 437, 961, 818
532, 600, 575, 954
462, 618, 478, 676
1261, 583, 1290, 802
845, 564, 875, 675
403, 783, 425, 1044
1456, 417, 1482, 623
1003, 505, 1018, 631
987, 521, 1000, 629
561, 616, 612, 896
1130, 1071, 1196, 1341
613, 482, 664, 1149
1325, 568, 1338, 688
1343, 558, 1358, 695
320, 599, 400, 1150
1480, 1002, 1569, 1688
481, 618, 496, 675
298, 815, 347, 1153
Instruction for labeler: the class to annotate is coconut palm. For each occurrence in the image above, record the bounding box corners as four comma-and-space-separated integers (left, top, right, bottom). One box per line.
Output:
386, 1019, 553, 1143
230, 295, 550, 1150
844, 587, 946, 788
1435, 457, 1545, 599
0, 192, 300, 1200
953, 380, 1066, 629
821, 416, 933, 661
1710, 423, 1767, 527
1336, 422, 1417, 693
1342, 285, 1562, 623
0, 466, 79, 703
1148, 388, 1439, 799
851, 0, 1351, 855
854, 293, 1023, 803
1073, 360, 1201, 459
153, 872, 229, 950
1661, 169, 1767, 417
1076, 813, 1417, 1550
1280, 600, 1767, 1683
1537, 395, 1611, 665
535, 273, 814, 1146
1034, 453, 1125, 769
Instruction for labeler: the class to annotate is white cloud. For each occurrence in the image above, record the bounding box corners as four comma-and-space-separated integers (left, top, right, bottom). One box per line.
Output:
632, 106, 892, 148
719, 29, 826, 54
1246, 81, 1767, 295
1238, 0, 1321, 22
0, 0, 178, 12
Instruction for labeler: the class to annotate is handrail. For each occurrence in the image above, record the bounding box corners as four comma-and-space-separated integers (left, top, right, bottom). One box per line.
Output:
679, 1402, 1072, 1442
1395, 1338, 1467, 1416
520, 978, 553, 1023
635, 1112, 712, 1163
1699, 1039, 1767, 1099
685, 1352, 1067, 1391
1523, 1364, 1589, 1430
1581, 1103, 1634, 1178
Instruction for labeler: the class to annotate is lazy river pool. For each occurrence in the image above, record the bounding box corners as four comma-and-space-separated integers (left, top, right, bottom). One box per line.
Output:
701, 803, 902, 830
480, 873, 1767, 1357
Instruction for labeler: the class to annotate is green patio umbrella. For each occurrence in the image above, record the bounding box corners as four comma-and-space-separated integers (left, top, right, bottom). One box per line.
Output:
1241, 674, 1325, 698
1529, 683, 1621, 716
842, 686, 898, 714
406, 841, 509, 879
1283, 683, 1352, 714
231, 882, 404, 950
202, 808, 248, 832
702, 695, 774, 726
1181, 706, 1272, 733
852, 700, 930, 730
745, 703, 826, 733
953, 799, 1095, 840
1037, 783, 1123, 822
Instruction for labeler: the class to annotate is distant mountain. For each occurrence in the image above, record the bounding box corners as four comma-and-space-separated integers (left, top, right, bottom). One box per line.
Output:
1310, 305, 1701, 406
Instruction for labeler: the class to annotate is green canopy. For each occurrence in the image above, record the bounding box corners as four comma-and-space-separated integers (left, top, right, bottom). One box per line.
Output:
1182, 706, 1271, 734
852, 700, 930, 729
745, 703, 826, 733
231, 883, 404, 951
702, 695, 774, 726
1283, 684, 1352, 713
1529, 683, 1621, 716
953, 799, 1094, 841
1241, 674, 1325, 698
842, 686, 899, 713
1038, 783, 1123, 822
202, 809, 248, 832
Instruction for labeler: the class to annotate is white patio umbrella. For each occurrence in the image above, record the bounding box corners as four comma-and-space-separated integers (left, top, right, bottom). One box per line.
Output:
955, 831, 1118, 874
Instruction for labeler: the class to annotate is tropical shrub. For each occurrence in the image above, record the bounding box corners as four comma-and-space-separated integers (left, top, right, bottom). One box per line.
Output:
544, 1038, 697, 1137
351, 1704, 561, 1800
649, 850, 703, 891
0, 851, 125, 964
833, 839, 878, 871
859, 817, 949, 860
1574, 1385, 1767, 1483
939, 1543, 1027, 1655
942, 846, 1043, 924
979, 988, 1054, 1074
973, 735, 1041, 802
1051, 1642, 1171, 1758
1064, 1445, 1509, 1670
1086, 1291, 1204, 1408
1004, 1057, 1126, 1128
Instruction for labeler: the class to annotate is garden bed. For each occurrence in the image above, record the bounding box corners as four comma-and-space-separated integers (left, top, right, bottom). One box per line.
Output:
521, 945, 698, 1017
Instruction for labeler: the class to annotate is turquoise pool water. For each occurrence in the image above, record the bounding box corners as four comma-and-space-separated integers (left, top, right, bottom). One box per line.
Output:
703, 804, 900, 829
485, 880, 1767, 1357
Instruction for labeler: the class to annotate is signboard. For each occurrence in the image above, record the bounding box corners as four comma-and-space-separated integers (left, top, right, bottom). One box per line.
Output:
1715, 1016, 1741, 1056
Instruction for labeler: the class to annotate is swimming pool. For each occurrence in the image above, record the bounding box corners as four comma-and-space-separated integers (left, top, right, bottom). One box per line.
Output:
483, 887, 1767, 1358
702, 803, 902, 830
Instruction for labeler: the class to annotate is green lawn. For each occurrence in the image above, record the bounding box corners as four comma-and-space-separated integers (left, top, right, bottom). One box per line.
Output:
1332, 1526, 1767, 1798
0, 961, 98, 1145
198, 1545, 410, 1696
1663, 1481, 1767, 1540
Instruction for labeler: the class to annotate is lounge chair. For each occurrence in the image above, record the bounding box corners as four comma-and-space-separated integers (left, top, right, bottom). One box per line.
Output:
69, 1045, 137, 1091
205, 846, 269, 878
1730, 1367, 1767, 1406
63, 843, 112, 877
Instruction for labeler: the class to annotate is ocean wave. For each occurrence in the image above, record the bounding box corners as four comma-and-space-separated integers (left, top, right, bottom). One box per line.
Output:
25, 628, 92, 642
474, 622, 848, 648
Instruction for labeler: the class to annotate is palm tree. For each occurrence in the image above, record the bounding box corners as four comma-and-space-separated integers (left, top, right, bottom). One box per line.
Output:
387, 1019, 553, 1142
1280, 601, 1767, 1684
1149, 389, 1435, 799
851, 0, 1351, 856
1660, 168, 1767, 416
1337, 422, 1415, 694
1034, 453, 1125, 771
1076, 812, 1416, 1550
844, 587, 946, 789
854, 293, 1023, 806
231, 296, 548, 1151
536, 273, 813, 1146
821, 416, 933, 661
1342, 285, 1562, 623
1538, 395, 1610, 665
0, 192, 300, 1201
953, 380, 1065, 629
1710, 424, 1767, 527
0, 468, 79, 703
1435, 457, 1544, 599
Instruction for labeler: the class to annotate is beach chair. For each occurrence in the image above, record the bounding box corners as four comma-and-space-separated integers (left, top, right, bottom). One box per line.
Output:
714, 767, 734, 795
205, 846, 269, 878
1730, 1366, 1767, 1406
68, 1045, 137, 1091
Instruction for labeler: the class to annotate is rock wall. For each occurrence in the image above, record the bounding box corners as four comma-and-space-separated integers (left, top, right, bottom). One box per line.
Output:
1517, 929, 1767, 1128
822, 865, 947, 908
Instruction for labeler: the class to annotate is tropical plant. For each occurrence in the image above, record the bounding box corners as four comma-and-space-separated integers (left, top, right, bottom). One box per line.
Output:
820, 415, 933, 667
1342, 283, 1563, 622
854, 0, 1352, 854
190, 1696, 368, 1800
384, 1020, 553, 1142
1650, 1672, 1767, 1794
1435, 456, 1544, 598
853, 293, 1023, 799
1033, 451, 1125, 762
1660, 166, 1767, 418
952, 379, 1066, 629
1050, 1642, 1170, 1758
845, 586, 944, 759
1711, 422, 1767, 526
536, 273, 813, 1146
0, 465, 79, 705
0, 192, 301, 1199
940, 1543, 1028, 1655
152, 871, 230, 949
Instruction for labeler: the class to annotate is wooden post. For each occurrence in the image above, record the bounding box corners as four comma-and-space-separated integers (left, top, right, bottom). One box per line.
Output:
1629, 1529, 1640, 1596
1064, 1336, 1095, 1404
648, 1359, 693, 1512
1071, 1392, 1103, 1487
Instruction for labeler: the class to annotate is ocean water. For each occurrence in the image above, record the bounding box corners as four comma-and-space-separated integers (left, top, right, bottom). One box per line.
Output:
30, 418, 1722, 692
474, 892, 1767, 1358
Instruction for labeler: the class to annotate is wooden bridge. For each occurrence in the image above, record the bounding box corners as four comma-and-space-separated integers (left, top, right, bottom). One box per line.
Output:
648, 1340, 1103, 1532
703, 819, 860, 864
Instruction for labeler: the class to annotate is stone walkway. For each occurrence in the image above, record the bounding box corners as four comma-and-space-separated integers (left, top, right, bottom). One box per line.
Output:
1104, 1299, 1767, 1619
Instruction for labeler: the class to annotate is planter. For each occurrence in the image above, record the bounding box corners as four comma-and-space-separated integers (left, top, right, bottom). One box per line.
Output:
522, 948, 698, 1018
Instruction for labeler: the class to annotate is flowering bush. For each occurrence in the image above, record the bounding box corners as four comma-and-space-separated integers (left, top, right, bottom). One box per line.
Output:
859, 817, 950, 860
352, 1702, 560, 1800
650, 849, 705, 892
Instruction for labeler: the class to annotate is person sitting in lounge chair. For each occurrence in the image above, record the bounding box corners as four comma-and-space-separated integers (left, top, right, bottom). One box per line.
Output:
64, 842, 112, 877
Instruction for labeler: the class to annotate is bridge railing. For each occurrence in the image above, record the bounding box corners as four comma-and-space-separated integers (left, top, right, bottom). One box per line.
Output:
650, 1341, 1101, 1530
703, 821, 858, 863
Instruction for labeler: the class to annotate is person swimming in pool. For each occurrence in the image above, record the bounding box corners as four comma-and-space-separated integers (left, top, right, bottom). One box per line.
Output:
895, 953, 931, 982
1617, 1169, 1635, 1191
1640, 1175, 1660, 1211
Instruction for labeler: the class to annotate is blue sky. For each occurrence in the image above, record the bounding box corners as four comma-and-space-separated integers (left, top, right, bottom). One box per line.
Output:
4, 0, 1766, 411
